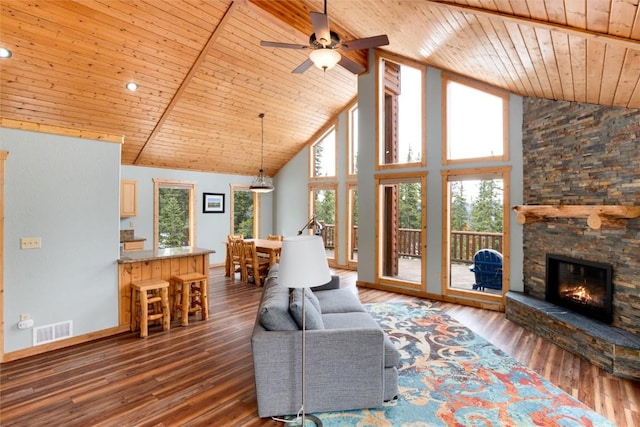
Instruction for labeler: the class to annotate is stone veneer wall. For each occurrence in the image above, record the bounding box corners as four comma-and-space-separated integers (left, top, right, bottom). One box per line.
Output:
521, 98, 640, 335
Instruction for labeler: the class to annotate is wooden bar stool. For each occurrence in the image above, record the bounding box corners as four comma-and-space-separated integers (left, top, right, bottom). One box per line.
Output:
130, 279, 170, 338
170, 272, 209, 326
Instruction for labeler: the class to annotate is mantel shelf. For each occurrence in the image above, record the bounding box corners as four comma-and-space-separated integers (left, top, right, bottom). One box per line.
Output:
512, 205, 640, 230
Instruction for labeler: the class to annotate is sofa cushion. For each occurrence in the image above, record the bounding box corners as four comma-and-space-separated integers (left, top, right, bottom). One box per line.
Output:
310, 275, 340, 292
315, 289, 366, 314
290, 288, 324, 330
305, 288, 322, 314
258, 278, 299, 331
322, 312, 401, 368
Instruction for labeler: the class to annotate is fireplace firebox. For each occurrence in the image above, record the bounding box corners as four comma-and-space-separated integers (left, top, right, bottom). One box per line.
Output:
545, 254, 613, 324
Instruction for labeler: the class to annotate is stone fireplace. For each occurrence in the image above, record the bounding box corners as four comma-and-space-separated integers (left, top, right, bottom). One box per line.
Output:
545, 254, 612, 324
505, 97, 640, 379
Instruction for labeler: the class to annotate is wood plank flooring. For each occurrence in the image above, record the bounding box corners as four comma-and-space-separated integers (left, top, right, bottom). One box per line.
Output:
1, 267, 638, 426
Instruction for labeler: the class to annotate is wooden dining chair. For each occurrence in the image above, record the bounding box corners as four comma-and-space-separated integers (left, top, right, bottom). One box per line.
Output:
267, 234, 283, 241
242, 240, 270, 286
229, 238, 245, 282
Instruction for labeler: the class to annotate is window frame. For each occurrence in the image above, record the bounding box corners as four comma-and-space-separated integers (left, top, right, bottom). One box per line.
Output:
308, 182, 338, 266
230, 184, 260, 238
440, 166, 511, 302
347, 101, 359, 178
309, 124, 337, 181
375, 51, 426, 171
375, 172, 427, 291
442, 73, 510, 166
153, 178, 197, 250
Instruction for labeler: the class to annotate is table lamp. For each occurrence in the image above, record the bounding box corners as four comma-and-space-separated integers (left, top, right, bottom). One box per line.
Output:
278, 235, 331, 427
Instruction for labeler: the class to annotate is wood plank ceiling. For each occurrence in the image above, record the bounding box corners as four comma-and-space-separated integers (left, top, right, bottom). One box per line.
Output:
1, 1, 639, 177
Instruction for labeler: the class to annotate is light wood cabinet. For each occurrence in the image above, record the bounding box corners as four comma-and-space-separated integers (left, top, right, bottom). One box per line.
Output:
122, 240, 144, 252
120, 180, 137, 217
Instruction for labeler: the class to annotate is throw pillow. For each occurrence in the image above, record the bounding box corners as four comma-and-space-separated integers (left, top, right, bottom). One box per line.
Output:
304, 288, 322, 314
289, 288, 324, 330
258, 281, 299, 331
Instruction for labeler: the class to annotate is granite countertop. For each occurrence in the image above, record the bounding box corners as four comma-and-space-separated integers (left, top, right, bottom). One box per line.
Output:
118, 246, 215, 263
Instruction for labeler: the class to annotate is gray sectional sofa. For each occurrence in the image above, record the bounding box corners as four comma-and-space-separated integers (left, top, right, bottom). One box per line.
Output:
251, 266, 401, 418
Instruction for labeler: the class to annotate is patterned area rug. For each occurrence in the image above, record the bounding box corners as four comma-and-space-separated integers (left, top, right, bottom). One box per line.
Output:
313, 301, 615, 427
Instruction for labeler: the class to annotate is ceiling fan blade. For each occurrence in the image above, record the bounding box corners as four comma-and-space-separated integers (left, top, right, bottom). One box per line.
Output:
292, 58, 314, 74
338, 55, 365, 74
261, 41, 309, 50
310, 11, 331, 46
340, 35, 390, 51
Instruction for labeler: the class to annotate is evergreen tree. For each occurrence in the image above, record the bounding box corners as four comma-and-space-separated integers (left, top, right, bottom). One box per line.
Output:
450, 181, 469, 231
315, 190, 335, 224
158, 189, 188, 248
398, 182, 421, 229
470, 179, 503, 233
233, 190, 254, 238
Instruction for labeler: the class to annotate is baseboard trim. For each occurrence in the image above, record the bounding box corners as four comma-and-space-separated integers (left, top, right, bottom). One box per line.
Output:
1, 325, 129, 363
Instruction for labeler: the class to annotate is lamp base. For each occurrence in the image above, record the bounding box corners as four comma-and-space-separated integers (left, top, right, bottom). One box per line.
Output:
287, 414, 322, 427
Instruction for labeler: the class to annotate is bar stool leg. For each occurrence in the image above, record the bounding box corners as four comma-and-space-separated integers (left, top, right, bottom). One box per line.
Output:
139, 290, 149, 338
181, 280, 190, 326
161, 287, 170, 331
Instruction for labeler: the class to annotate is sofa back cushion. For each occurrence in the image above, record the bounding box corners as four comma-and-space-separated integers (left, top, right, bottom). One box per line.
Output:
258, 278, 299, 331
290, 288, 324, 330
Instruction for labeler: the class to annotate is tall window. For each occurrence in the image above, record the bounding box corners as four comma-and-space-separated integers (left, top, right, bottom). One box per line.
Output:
309, 184, 337, 264
153, 179, 196, 249
376, 174, 426, 288
347, 184, 358, 265
379, 57, 424, 166
443, 76, 508, 163
348, 104, 358, 176
231, 185, 257, 238
443, 168, 509, 298
310, 126, 336, 179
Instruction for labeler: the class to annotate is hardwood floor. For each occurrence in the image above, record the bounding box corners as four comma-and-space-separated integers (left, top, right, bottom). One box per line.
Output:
1, 267, 638, 426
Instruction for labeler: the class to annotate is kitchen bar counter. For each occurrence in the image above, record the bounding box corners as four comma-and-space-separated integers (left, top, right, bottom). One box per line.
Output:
117, 246, 215, 328
119, 246, 214, 263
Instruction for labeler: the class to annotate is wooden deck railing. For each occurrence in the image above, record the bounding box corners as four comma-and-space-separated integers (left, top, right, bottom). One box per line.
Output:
323, 224, 502, 263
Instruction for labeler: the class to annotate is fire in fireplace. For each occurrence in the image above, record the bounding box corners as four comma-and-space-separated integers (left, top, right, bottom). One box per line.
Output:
545, 254, 613, 324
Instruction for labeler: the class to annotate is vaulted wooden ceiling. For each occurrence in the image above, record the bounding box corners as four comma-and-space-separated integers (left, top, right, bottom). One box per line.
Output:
1, 1, 639, 177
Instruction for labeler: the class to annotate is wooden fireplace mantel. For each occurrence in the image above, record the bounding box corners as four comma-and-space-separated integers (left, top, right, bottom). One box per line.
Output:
513, 205, 640, 230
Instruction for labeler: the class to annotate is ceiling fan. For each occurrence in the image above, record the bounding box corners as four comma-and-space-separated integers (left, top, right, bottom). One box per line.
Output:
260, 0, 389, 74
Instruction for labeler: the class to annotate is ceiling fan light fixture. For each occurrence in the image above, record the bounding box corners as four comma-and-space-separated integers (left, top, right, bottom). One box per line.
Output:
309, 48, 341, 71
250, 113, 274, 193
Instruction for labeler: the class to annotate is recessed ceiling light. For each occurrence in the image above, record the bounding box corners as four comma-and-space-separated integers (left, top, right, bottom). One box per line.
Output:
0, 47, 12, 59
125, 81, 138, 91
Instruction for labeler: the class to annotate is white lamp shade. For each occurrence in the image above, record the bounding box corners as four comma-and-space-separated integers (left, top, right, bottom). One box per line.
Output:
309, 48, 341, 70
278, 235, 331, 289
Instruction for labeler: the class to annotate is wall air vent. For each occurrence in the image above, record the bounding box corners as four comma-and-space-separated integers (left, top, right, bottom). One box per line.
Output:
33, 320, 73, 346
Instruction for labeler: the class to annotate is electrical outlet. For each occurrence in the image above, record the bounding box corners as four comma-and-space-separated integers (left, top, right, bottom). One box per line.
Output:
20, 313, 30, 321
129, 221, 135, 228
20, 237, 41, 249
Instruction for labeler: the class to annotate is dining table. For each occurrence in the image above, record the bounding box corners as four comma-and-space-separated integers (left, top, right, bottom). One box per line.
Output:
246, 238, 282, 266
224, 238, 283, 277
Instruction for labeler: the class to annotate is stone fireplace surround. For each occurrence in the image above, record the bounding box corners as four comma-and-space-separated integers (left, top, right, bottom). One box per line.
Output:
506, 98, 640, 379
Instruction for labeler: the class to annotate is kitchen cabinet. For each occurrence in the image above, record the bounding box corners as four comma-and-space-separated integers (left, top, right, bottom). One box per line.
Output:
122, 240, 144, 252
120, 180, 137, 217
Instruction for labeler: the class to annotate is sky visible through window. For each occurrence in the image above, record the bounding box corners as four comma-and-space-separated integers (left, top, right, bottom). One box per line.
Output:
447, 81, 504, 160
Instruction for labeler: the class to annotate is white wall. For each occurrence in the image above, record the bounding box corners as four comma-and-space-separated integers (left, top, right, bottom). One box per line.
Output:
2, 128, 120, 353
120, 165, 273, 266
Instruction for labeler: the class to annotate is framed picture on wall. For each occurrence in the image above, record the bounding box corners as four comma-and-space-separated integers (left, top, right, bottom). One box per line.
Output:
203, 193, 225, 213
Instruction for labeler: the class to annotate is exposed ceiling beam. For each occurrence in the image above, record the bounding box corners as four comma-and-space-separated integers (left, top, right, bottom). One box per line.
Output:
134, 1, 241, 165
428, 0, 640, 51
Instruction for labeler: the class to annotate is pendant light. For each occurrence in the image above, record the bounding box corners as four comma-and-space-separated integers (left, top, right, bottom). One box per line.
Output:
250, 113, 274, 193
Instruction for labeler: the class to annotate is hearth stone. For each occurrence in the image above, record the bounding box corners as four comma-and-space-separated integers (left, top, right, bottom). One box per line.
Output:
505, 291, 639, 379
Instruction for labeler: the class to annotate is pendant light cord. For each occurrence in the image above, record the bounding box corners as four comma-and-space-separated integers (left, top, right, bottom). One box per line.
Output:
259, 113, 265, 172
